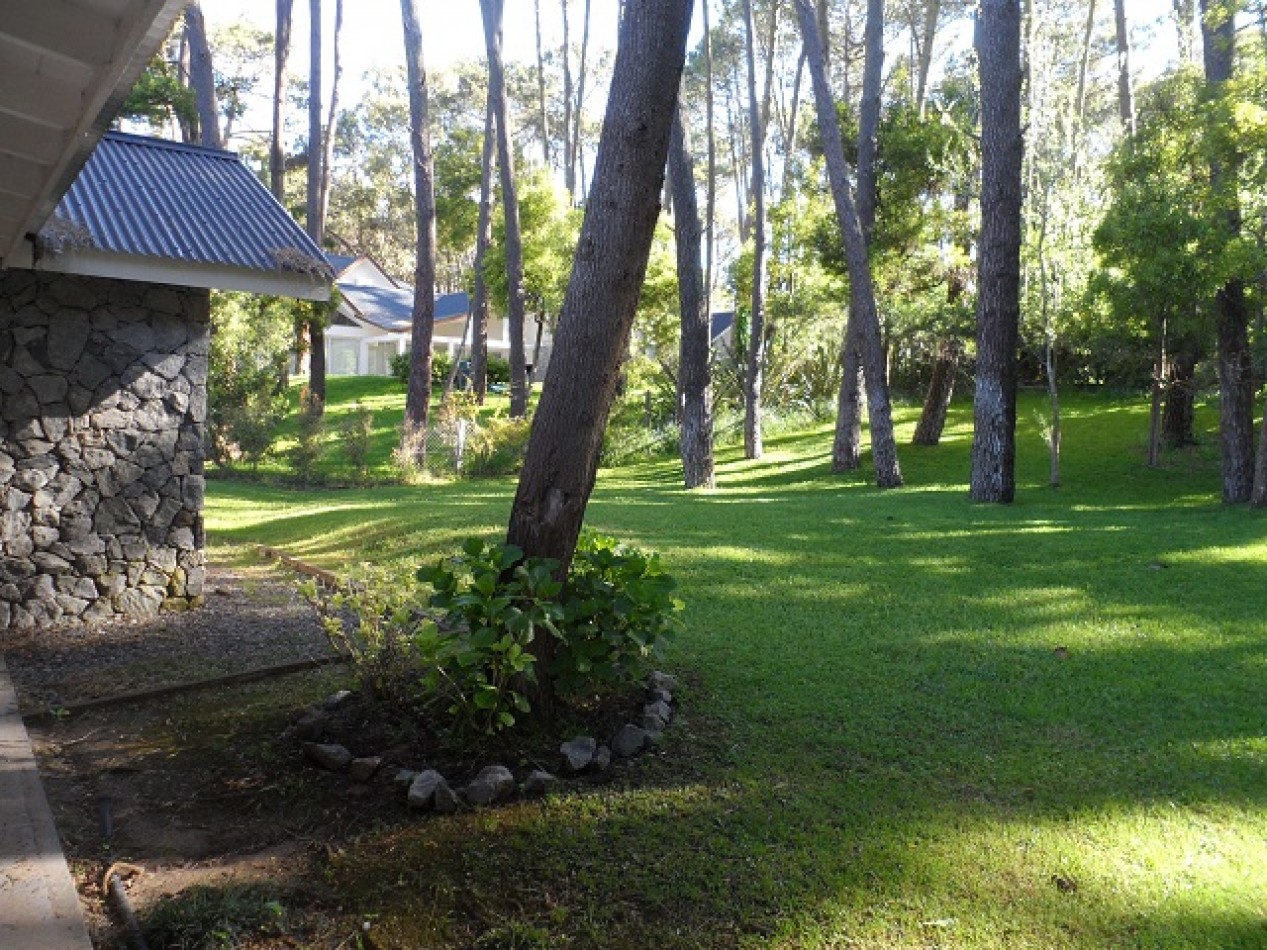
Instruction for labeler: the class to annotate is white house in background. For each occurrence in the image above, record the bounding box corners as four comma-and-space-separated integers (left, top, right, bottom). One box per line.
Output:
322, 254, 553, 378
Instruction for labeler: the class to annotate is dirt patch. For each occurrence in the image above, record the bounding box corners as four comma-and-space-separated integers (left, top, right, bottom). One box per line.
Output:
8, 557, 676, 948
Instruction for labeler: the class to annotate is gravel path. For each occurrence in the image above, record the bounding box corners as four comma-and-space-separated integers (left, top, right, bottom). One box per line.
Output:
2, 560, 335, 715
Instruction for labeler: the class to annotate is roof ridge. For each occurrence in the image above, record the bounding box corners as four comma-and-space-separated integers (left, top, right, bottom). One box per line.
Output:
103, 130, 241, 161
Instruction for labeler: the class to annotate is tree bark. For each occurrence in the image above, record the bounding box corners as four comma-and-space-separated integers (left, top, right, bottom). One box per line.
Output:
506, 0, 694, 571
795, 0, 902, 487
534, 0, 551, 167
670, 104, 716, 490
562, 0, 576, 198
400, 0, 437, 453
742, 0, 768, 460
184, 2, 221, 149
969, 0, 1023, 503
472, 91, 496, 404
703, 0, 716, 319
833, 0, 883, 472
1162, 337, 1197, 448
914, 0, 941, 117
306, 0, 326, 412
480, 0, 530, 417
1201, 0, 1254, 503
1113, 0, 1136, 135
318, 0, 344, 230
271, 0, 293, 202
912, 340, 959, 445
570, 0, 593, 202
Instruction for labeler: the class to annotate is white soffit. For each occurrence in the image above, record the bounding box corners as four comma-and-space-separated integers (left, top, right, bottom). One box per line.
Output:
0, 0, 186, 265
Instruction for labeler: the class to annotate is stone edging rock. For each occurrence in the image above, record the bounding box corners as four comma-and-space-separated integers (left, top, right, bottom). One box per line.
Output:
290, 671, 682, 811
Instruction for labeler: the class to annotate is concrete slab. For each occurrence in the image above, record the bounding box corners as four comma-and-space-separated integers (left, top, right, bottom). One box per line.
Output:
0, 653, 93, 949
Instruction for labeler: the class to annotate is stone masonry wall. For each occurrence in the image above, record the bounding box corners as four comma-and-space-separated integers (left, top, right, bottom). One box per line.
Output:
0, 270, 208, 630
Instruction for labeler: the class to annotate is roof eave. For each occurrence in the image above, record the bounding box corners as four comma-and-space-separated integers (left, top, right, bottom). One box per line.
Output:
1, 0, 188, 264
13, 243, 331, 302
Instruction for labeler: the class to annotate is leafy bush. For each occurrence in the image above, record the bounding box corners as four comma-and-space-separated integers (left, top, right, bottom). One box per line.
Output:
391, 350, 453, 386
486, 355, 511, 385
308, 535, 683, 736
463, 415, 533, 478
552, 532, 683, 695
340, 402, 374, 477
291, 389, 326, 482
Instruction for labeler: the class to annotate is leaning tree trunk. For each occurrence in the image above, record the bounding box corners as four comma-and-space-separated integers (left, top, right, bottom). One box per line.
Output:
185, 2, 221, 149
270, 0, 294, 202
832, 0, 883, 472
1113, 0, 1137, 135
795, 0, 902, 487
305, 0, 326, 412
471, 90, 496, 404
1201, 0, 1254, 503
533, 0, 551, 167
669, 103, 715, 490
506, 0, 694, 571
480, 0, 530, 417
912, 339, 960, 445
400, 0, 438, 460
969, 0, 1023, 503
742, 0, 768, 460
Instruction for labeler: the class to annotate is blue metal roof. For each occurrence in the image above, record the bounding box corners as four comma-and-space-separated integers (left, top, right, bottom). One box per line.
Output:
340, 281, 469, 332
711, 311, 735, 341
50, 131, 330, 277
324, 252, 359, 276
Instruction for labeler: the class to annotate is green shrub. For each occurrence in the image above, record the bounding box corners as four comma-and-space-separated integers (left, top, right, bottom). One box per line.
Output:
340, 402, 374, 477
307, 535, 682, 736
291, 390, 326, 483
552, 532, 683, 695
391, 350, 453, 386
463, 415, 533, 478
486, 355, 511, 385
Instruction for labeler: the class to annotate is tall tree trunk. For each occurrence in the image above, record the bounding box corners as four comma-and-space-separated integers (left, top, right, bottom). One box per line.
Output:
472, 92, 496, 405
969, 0, 1023, 502
703, 0, 716, 319
912, 340, 960, 445
1173, 0, 1197, 65
833, 0, 882, 472
570, 0, 593, 202
742, 0, 769, 460
534, 0, 551, 167
1073, 0, 1096, 143
562, 0, 576, 198
481, 0, 530, 417
271, 0, 294, 202
318, 0, 344, 230
400, 0, 437, 456
184, 1, 221, 149
795, 0, 903, 487
914, 0, 941, 116
1162, 336, 1197, 448
1113, 0, 1136, 135
306, 0, 326, 412
1148, 312, 1168, 466
176, 30, 196, 143
670, 104, 716, 490
1201, 0, 1254, 503
506, 0, 693, 578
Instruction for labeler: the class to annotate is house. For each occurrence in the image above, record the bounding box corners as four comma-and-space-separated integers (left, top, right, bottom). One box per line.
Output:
322, 254, 554, 379
1, 131, 331, 630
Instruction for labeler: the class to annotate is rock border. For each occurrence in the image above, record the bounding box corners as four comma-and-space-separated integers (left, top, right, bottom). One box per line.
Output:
288, 671, 682, 812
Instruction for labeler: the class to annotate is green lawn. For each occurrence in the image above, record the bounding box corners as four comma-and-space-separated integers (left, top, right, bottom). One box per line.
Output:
206, 391, 1267, 948
221, 375, 517, 482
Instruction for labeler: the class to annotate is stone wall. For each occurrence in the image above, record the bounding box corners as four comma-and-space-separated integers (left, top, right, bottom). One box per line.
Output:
0, 270, 208, 630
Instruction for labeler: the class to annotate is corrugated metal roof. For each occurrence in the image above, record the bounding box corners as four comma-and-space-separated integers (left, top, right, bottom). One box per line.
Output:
50, 131, 330, 277
340, 281, 469, 333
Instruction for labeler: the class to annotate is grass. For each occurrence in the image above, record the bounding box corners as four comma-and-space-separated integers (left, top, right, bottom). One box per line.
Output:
205, 389, 1267, 948
219, 375, 518, 483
